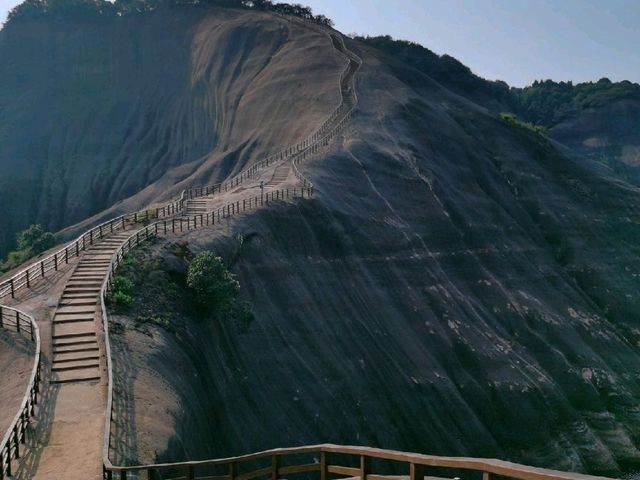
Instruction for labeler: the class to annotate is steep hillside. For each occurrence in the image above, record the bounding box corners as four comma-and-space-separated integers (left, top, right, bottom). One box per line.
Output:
355, 36, 640, 185
108, 37, 640, 478
0, 5, 344, 255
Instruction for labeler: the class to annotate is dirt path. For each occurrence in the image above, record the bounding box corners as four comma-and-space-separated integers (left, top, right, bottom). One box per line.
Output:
0, 330, 34, 435
9, 226, 142, 480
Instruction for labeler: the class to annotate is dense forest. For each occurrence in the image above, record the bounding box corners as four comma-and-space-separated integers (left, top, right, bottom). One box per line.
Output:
4, 0, 334, 26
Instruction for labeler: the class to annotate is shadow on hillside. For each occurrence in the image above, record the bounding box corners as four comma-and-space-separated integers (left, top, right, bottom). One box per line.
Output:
108, 331, 140, 466
13, 359, 59, 480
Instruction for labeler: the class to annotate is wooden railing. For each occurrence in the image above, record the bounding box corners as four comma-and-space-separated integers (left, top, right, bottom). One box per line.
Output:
0, 306, 41, 480
0, 190, 189, 301
181, 26, 362, 202
101, 444, 615, 480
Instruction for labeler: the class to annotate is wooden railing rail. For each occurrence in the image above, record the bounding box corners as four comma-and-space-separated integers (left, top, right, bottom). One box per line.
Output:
101, 444, 615, 480
0, 306, 41, 480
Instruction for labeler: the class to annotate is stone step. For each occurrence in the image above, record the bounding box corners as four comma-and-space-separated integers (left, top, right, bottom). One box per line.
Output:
54, 321, 96, 337
51, 368, 101, 384
52, 359, 100, 372
62, 293, 99, 300
65, 282, 104, 289
58, 298, 98, 307
53, 352, 100, 363
64, 288, 102, 295
53, 318, 95, 326
53, 343, 99, 354
52, 330, 96, 340
56, 306, 97, 315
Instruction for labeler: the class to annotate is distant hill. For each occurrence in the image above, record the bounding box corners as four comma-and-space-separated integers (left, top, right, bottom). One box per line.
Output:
355, 35, 640, 182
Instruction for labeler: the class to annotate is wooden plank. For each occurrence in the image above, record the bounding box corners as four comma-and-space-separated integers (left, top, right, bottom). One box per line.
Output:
278, 463, 321, 475
236, 467, 272, 480
328, 466, 361, 477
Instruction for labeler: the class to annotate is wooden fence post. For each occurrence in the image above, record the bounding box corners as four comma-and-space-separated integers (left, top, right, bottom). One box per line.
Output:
360, 456, 370, 480
410, 463, 424, 480
320, 452, 328, 480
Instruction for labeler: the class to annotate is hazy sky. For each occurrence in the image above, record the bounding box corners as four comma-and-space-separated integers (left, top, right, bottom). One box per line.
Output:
1, 0, 638, 87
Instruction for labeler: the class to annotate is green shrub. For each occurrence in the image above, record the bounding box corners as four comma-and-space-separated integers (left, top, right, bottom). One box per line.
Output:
500, 113, 547, 136
108, 275, 135, 310
1, 224, 56, 272
111, 275, 134, 295
111, 291, 134, 308
187, 252, 239, 313
17, 224, 55, 254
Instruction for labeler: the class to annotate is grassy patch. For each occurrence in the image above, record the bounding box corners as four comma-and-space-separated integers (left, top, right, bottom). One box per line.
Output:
500, 113, 547, 136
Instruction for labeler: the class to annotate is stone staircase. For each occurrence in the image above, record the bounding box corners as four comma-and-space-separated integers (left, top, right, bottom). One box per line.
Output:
265, 162, 290, 187
51, 230, 136, 383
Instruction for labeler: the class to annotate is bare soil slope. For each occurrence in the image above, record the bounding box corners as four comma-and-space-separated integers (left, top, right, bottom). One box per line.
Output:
0, 7, 343, 254
109, 40, 640, 479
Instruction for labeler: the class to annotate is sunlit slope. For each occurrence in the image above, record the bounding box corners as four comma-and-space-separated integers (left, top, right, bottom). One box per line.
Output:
0, 7, 343, 254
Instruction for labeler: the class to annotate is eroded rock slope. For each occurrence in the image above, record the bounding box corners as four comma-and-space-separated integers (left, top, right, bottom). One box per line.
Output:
109, 39, 640, 478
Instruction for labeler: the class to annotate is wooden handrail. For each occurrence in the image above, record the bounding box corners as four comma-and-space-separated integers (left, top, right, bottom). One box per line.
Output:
101, 444, 614, 480
0, 306, 41, 479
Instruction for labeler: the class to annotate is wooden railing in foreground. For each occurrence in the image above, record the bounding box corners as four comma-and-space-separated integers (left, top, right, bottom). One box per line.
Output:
101, 444, 614, 480
0, 306, 41, 480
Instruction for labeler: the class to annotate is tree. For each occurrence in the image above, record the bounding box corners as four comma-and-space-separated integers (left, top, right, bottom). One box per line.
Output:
187, 252, 239, 313
16, 224, 55, 255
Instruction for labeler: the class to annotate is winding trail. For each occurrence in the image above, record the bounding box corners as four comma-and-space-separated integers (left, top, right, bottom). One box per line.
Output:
1, 19, 360, 480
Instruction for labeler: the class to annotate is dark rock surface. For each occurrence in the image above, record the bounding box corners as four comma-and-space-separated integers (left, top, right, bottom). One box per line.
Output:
110, 41, 640, 478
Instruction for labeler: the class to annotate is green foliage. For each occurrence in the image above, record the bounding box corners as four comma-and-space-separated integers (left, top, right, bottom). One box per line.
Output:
112, 275, 134, 295
354, 35, 640, 129
512, 78, 640, 127
5, 0, 333, 26
111, 291, 134, 309
135, 312, 173, 330
187, 251, 239, 313
108, 275, 135, 310
16, 224, 55, 254
499, 113, 547, 136
1, 224, 55, 272
352, 35, 512, 103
